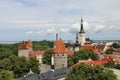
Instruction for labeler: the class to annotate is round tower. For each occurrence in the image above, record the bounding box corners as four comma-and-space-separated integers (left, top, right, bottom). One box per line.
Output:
52, 33, 67, 70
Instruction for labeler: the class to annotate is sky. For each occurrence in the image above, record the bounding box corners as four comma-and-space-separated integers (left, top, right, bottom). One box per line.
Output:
0, 0, 120, 41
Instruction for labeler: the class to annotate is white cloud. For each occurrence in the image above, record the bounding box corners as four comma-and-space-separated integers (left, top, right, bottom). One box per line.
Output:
0, 0, 120, 40
25, 31, 34, 35
36, 31, 45, 35
46, 27, 56, 35
69, 22, 80, 34
60, 28, 69, 33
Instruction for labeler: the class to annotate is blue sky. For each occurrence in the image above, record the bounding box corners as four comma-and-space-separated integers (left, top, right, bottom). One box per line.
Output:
0, 0, 120, 41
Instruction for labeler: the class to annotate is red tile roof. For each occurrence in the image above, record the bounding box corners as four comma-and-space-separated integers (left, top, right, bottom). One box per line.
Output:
29, 52, 36, 58
75, 58, 112, 66
29, 50, 45, 58
19, 40, 33, 50
27, 39, 32, 47
19, 41, 28, 50
102, 54, 116, 59
54, 39, 67, 53
96, 44, 105, 50
35, 50, 45, 55
81, 45, 99, 53
67, 50, 74, 55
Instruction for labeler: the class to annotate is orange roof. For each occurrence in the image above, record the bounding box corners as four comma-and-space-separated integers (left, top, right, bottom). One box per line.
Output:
96, 44, 105, 50
81, 45, 99, 53
29, 52, 36, 58
35, 50, 45, 55
29, 50, 45, 58
27, 39, 32, 47
75, 58, 111, 66
81, 45, 93, 50
19, 41, 28, 50
67, 50, 74, 55
54, 39, 67, 53
102, 54, 116, 59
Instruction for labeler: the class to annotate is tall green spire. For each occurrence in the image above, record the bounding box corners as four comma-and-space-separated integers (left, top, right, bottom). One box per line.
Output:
79, 18, 85, 33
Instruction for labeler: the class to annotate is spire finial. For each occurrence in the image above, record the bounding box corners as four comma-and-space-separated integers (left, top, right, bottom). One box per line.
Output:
81, 13, 83, 24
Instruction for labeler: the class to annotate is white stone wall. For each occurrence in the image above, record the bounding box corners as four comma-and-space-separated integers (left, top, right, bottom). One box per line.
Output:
75, 47, 79, 51
18, 50, 29, 58
54, 53, 67, 69
36, 54, 43, 64
79, 33, 86, 45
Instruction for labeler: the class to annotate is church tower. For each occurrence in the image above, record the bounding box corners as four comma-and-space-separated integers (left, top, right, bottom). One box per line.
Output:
79, 18, 86, 45
74, 33, 80, 51
51, 33, 67, 70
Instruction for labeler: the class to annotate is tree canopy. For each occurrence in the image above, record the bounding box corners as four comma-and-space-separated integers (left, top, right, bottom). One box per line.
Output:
112, 43, 120, 49
0, 43, 18, 55
28, 58, 40, 74
33, 40, 53, 51
0, 69, 15, 80
68, 49, 98, 66
0, 55, 30, 78
104, 61, 120, 70
42, 49, 53, 65
65, 63, 118, 80
105, 49, 114, 54
0, 47, 13, 60
0, 55, 40, 78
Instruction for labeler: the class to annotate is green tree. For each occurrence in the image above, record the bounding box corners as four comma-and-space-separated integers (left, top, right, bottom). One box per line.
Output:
105, 49, 114, 54
0, 69, 16, 80
0, 47, 13, 60
72, 49, 98, 64
112, 43, 120, 48
65, 63, 117, 80
104, 61, 115, 68
0, 43, 18, 55
68, 55, 74, 67
42, 49, 53, 65
0, 55, 30, 78
28, 58, 40, 74
33, 40, 53, 51
114, 64, 120, 70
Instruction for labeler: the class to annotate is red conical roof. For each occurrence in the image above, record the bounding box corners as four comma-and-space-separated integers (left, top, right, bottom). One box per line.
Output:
54, 39, 67, 53
27, 39, 32, 47
19, 41, 27, 50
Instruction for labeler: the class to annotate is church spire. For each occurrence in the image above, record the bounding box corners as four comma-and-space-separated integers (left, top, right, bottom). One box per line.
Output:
79, 17, 85, 33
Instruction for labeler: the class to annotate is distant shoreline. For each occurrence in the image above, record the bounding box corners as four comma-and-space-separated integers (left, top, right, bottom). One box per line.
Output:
0, 40, 119, 44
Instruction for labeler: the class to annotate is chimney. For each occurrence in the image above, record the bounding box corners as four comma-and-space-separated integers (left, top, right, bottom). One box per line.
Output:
56, 33, 58, 41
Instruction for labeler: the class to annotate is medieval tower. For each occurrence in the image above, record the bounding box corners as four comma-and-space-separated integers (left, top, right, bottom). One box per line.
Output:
51, 33, 67, 70
18, 39, 33, 59
78, 18, 86, 45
